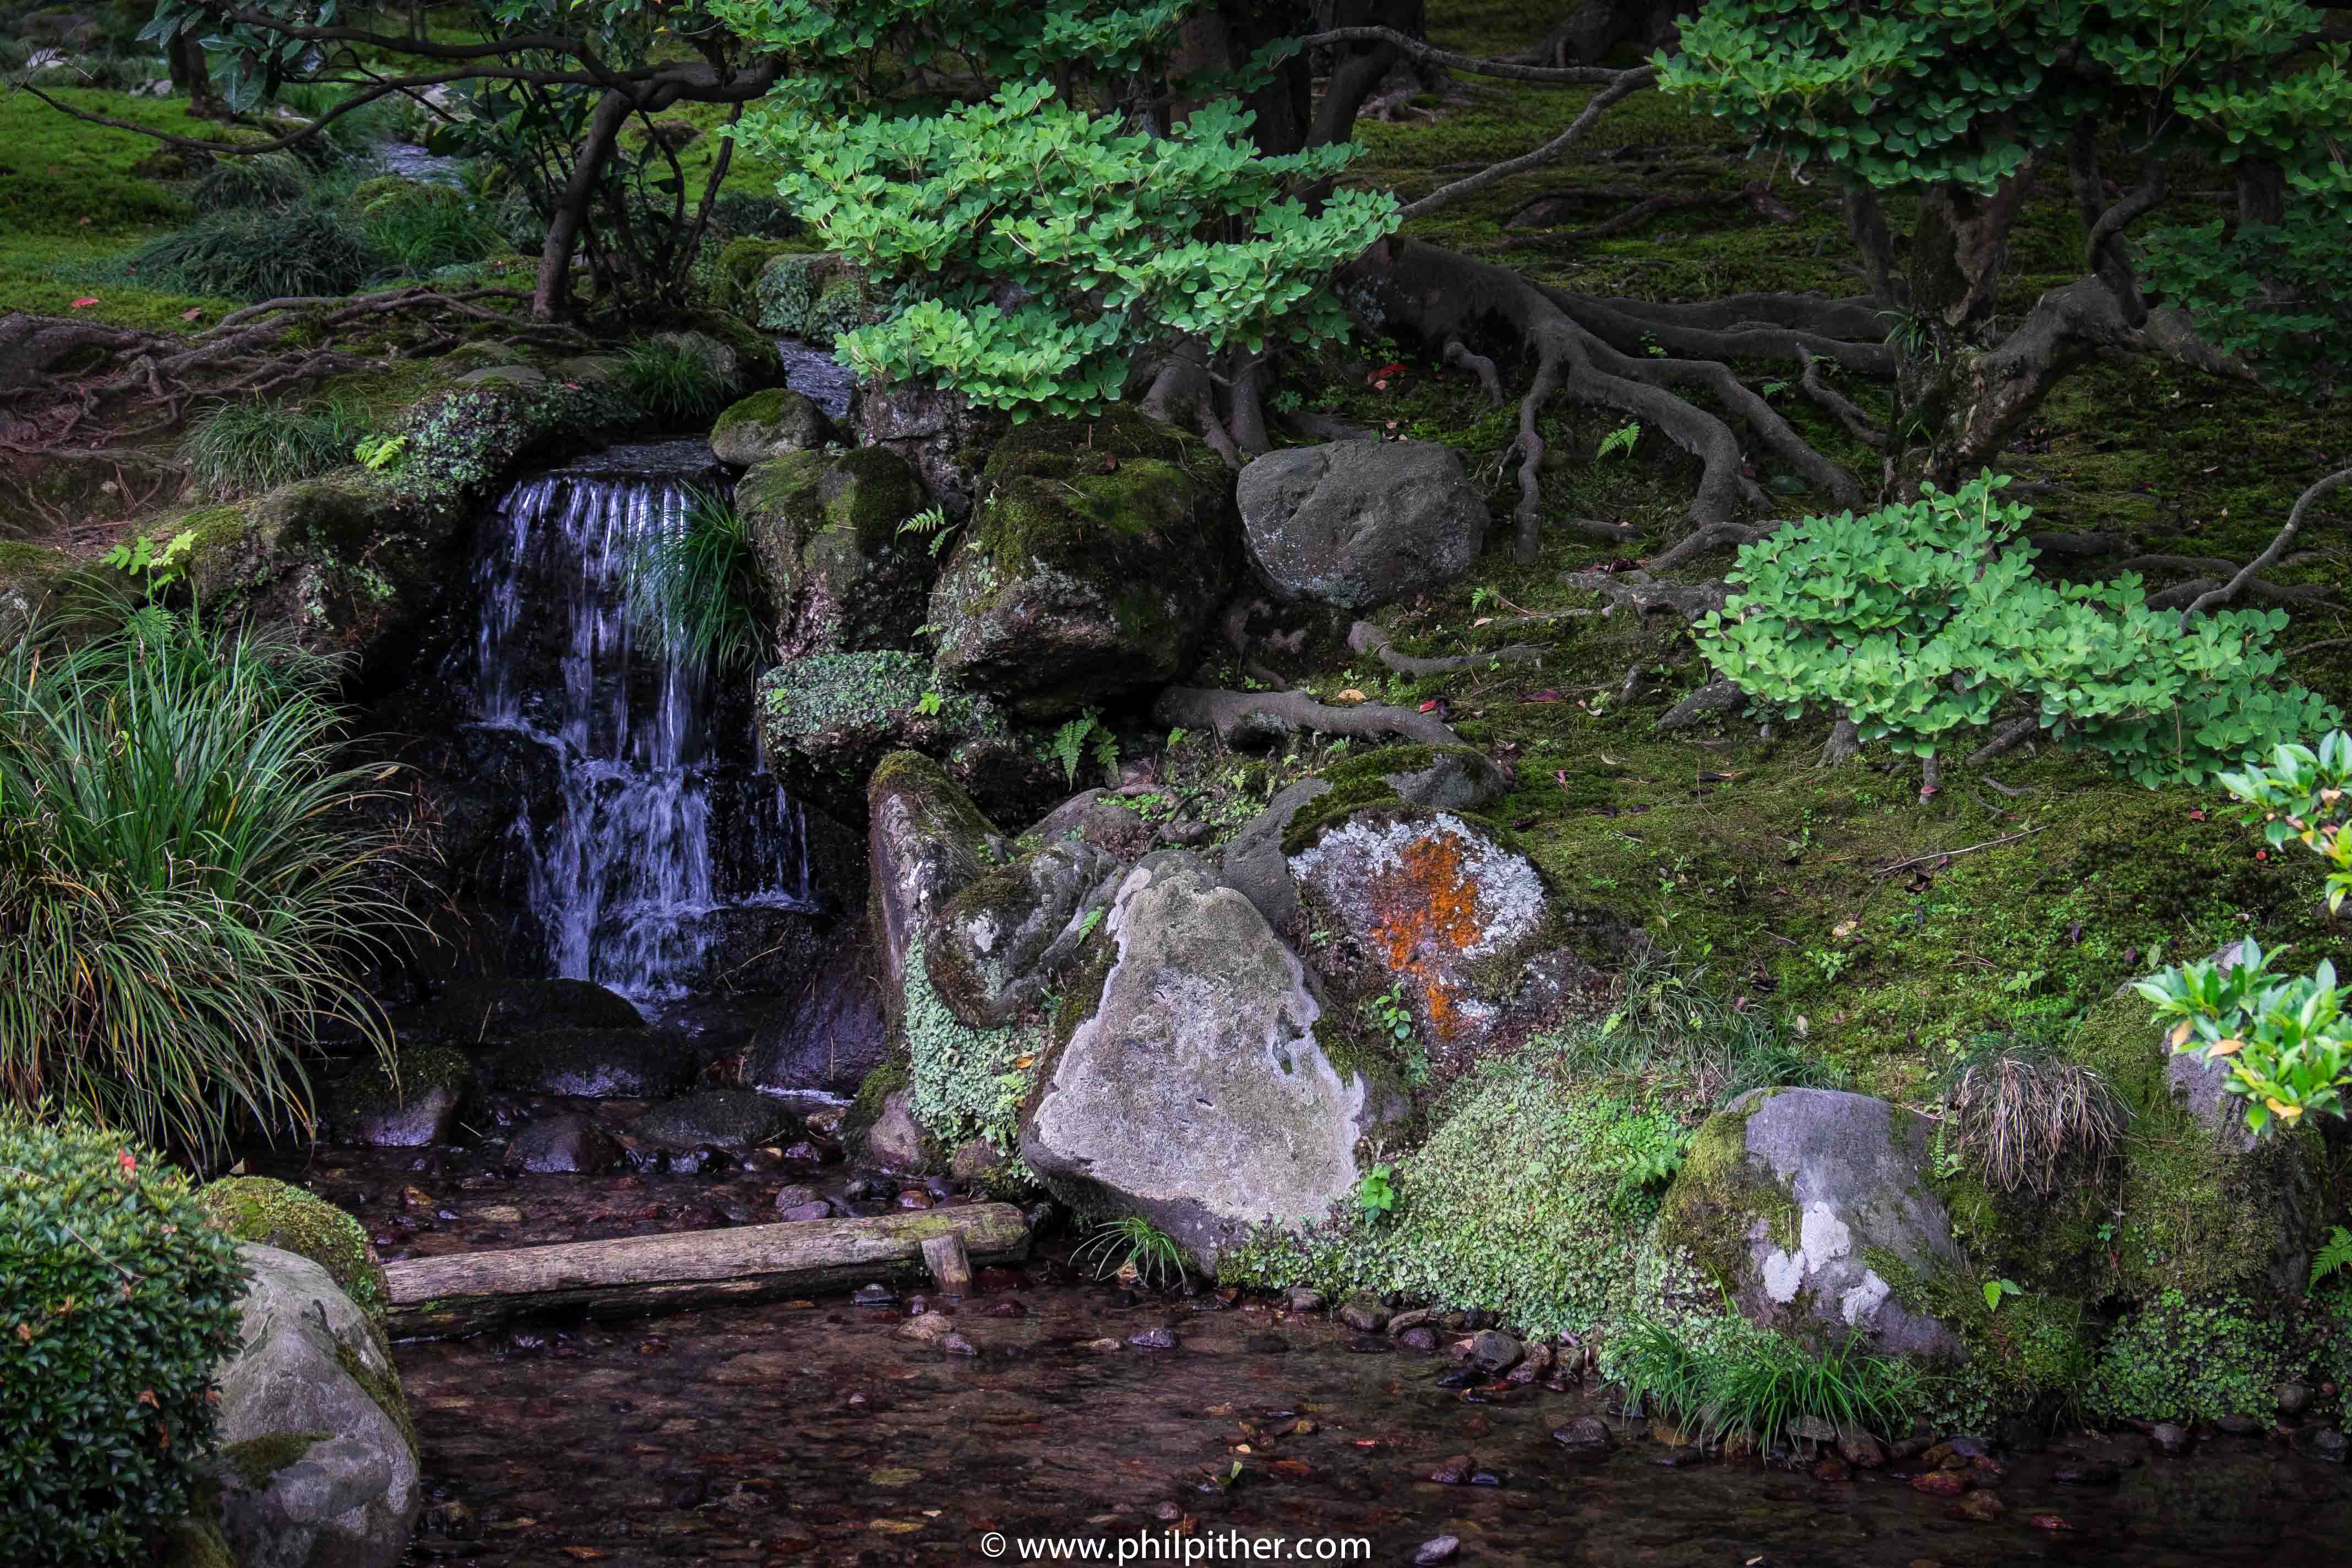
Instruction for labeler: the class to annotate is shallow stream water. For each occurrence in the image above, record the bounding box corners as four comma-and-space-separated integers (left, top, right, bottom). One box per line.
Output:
253, 1143, 2351, 1568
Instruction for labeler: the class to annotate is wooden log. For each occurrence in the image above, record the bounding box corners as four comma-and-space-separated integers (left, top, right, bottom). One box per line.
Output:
921, 1232, 972, 1299
383, 1204, 1029, 1340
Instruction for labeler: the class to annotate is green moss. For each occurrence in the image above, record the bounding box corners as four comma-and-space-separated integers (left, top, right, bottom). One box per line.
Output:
1647, 1092, 1792, 1291
219, 1431, 333, 1493
1864, 1244, 2091, 1430
159, 1502, 236, 1568
197, 1177, 388, 1325
901, 937, 1041, 1154
324, 1046, 471, 1124
334, 1338, 418, 1463
843, 1054, 911, 1149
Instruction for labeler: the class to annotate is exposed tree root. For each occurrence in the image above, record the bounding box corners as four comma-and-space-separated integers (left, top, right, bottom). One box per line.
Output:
1967, 717, 2041, 766
1347, 620, 1545, 677
1155, 685, 1463, 750
2174, 467, 2352, 627
1562, 567, 1727, 621
1819, 717, 1862, 766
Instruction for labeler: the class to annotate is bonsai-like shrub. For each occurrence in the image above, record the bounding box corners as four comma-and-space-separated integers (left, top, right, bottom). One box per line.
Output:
0, 1115, 249, 1567
1695, 473, 2337, 786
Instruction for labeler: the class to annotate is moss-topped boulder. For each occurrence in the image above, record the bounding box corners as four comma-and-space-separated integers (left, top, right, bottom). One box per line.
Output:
737, 447, 930, 658
321, 1047, 472, 1148
711, 388, 830, 467
865, 749, 1006, 1013
489, 1028, 699, 1098
0, 538, 90, 638
629, 1087, 802, 1151
929, 410, 1237, 720
1238, 438, 1489, 609
1021, 851, 1400, 1271
1648, 1088, 1969, 1359
929, 836, 1124, 1028
199, 1178, 389, 1326
756, 650, 1050, 825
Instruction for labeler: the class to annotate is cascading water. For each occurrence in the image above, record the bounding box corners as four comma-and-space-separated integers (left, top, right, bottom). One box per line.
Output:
467, 440, 814, 1002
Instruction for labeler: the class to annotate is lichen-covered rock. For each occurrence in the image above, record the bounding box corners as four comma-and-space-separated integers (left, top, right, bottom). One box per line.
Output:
1237, 440, 1489, 609
738, 447, 930, 658
865, 750, 1007, 1014
630, 1088, 802, 1150
710, 388, 830, 466
1021, 851, 1394, 1271
745, 920, 890, 1097
755, 650, 1049, 825
1288, 808, 1550, 1050
321, 1048, 472, 1148
490, 1028, 698, 1098
1649, 1088, 1968, 1359
199, 1179, 390, 1326
928, 837, 1124, 1027
418, 978, 644, 1043
855, 380, 1009, 518
929, 411, 1237, 720
210, 1243, 420, 1568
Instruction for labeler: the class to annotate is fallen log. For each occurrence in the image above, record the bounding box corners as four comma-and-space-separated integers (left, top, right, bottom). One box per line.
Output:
383, 1204, 1030, 1340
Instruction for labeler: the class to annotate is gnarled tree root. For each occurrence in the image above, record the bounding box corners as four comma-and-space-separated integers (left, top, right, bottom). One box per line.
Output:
1347, 620, 1545, 677
1156, 685, 1462, 750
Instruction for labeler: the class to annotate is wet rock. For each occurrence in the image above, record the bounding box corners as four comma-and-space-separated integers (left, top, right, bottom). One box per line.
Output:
929, 836, 1121, 1027
710, 388, 830, 468
1811, 1456, 1851, 1483
2279, 1380, 2316, 1417
2150, 1423, 2192, 1457
1467, 1329, 1523, 1375
1020, 852, 1401, 1270
492, 1029, 698, 1098
1385, 1308, 1436, 1336
1338, 1294, 1391, 1333
777, 1201, 831, 1222
1080, 1337, 1123, 1353
1397, 1326, 1440, 1352
865, 751, 1006, 1011
1551, 1418, 1615, 1461
1427, 1454, 1477, 1485
758, 652, 1038, 826
1837, 1431, 1888, 1469
895, 1311, 959, 1344
943, 1332, 979, 1357
739, 445, 928, 658
1432, 1367, 1480, 1388
864, 1090, 932, 1173
1028, 789, 1164, 864
421, 1498, 477, 1540
1506, 1344, 1554, 1384
772, 1183, 823, 1210
1648, 1087, 1968, 1358
1238, 439, 1487, 611
895, 1188, 932, 1209
1129, 1326, 1180, 1350
1910, 1471, 1968, 1497
1952, 1490, 2006, 1522
505, 1114, 623, 1175
745, 921, 890, 1098
1289, 809, 1552, 1053
852, 1282, 896, 1306
475, 1205, 522, 1226
323, 1047, 471, 1148
2297, 1425, 2348, 1463
1245, 1332, 1291, 1355
211, 1244, 421, 1568
1415, 1537, 1460, 1566
1286, 1288, 1326, 1313
631, 1088, 801, 1151
422, 978, 643, 1043
930, 411, 1237, 720
1218, 777, 1331, 932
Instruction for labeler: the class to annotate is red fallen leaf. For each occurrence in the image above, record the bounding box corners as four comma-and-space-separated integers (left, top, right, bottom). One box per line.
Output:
71, 297, 100, 309
1369, 362, 1405, 382
1918, 784, 1939, 798
2030, 1516, 2073, 1531
2188, 808, 2208, 821
1518, 689, 1564, 704
1418, 699, 1448, 716
181, 308, 202, 322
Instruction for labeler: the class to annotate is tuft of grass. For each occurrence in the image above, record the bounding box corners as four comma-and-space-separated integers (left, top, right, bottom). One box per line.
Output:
192, 152, 310, 212
1944, 1038, 2125, 1196
123, 199, 383, 301
358, 185, 502, 274
629, 488, 767, 677
181, 397, 370, 498
1610, 1314, 1925, 1452
0, 608, 411, 1158
1074, 1215, 1188, 1292
614, 337, 738, 423
1548, 954, 1845, 1111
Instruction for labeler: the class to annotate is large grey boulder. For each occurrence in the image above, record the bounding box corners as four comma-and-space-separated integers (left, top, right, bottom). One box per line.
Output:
928, 837, 1124, 1027
1238, 440, 1488, 609
1649, 1088, 1968, 1358
211, 1244, 421, 1568
1021, 852, 1394, 1270
737, 447, 931, 659
630, 1087, 802, 1150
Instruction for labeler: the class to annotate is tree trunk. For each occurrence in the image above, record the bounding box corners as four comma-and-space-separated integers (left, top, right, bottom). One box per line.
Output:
1892, 162, 2046, 491
533, 88, 633, 320
383, 1204, 1032, 1339
167, 34, 230, 121
1516, 0, 1681, 67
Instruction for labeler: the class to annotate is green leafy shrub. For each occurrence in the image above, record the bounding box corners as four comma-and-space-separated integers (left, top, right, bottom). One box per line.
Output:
181, 396, 369, 498
2143, 202, 2352, 404
2087, 1289, 2286, 1423
0, 611, 407, 1155
124, 198, 384, 301
1605, 1313, 1924, 1451
1, 1115, 249, 1567
629, 488, 767, 677
1696, 473, 2337, 786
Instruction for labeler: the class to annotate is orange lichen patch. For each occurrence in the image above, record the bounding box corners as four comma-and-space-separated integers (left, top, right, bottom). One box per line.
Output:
1362, 831, 1488, 1041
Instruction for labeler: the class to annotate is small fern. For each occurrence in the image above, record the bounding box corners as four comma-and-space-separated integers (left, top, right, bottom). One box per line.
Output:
1048, 709, 1118, 787
1597, 420, 1642, 460
897, 505, 957, 558
2312, 1226, 2352, 1289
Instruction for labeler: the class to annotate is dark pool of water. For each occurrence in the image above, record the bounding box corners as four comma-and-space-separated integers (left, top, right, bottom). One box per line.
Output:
251, 1148, 2346, 1567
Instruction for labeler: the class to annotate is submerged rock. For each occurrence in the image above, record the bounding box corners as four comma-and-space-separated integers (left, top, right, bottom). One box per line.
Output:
490, 1028, 698, 1098
504, 1113, 623, 1175
1237, 439, 1488, 609
321, 1047, 471, 1148
1020, 852, 1395, 1270
929, 411, 1237, 720
1649, 1087, 1969, 1358
210, 1244, 421, 1568
631, 1088, 802, 1151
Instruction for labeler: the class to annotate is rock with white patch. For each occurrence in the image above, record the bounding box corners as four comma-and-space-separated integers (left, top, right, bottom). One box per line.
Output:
1020, 851, 1399, 1270
1288, 809, 1553, 1053
928, 836, 1124, 1027
1648, 1087, 1967, 1359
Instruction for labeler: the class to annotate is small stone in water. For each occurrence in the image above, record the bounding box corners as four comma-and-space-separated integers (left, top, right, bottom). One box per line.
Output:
1432, 1368, 1480, 1389
776, 1201, 831, 1222
1338, 1294, 1389, 1332
943, 1333, 979, 1357
1081, 1337, 1123, 1353
1398, 1327, 1439, 1352
852, 1282, 896, 1306
989, 1300, 1027, 1318
477, 1205, 524, 1225
1343, 1333, 1392, 1354
1415, 1537, 1460, 1566
1952, 1490, 2006, 1522
1910, 1471, 1967, 1498
1811, 1456, 1850, 1483
1129, 1326, 1179, 1350
896, 1189, 933, 1210
1551, 1418, 1614, 1460
2054, 1463, 2120, 1487
1427, 1454, 1476, 1485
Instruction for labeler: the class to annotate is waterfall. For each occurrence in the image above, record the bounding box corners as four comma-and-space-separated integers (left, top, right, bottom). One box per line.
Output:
468, 440, 814, 1002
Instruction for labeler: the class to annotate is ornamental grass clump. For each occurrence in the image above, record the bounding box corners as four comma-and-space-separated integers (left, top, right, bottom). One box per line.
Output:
0, 610, 410, 1157
0, 1115, 249, 1567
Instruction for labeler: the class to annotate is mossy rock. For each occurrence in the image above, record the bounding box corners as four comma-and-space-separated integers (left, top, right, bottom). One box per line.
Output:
929, 410, 1238, 720
490, 1028, 698, 1098
198, 1177, 389, 1325
737, 447, 932, 657
711, 388, 830, 466
756, 650, 1057, 825
712, 238, 801, 317
0, 538, 97, 636
752, 252, 865, 339
320, 1046, 472, 1148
